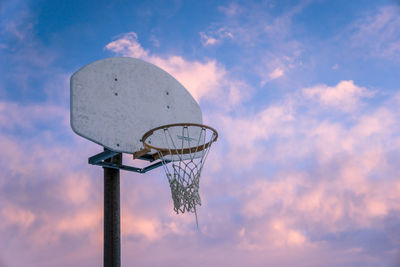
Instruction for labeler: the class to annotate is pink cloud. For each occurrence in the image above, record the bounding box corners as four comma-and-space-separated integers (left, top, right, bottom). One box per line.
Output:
1, 33, 399, 267
55, 173, 94, 205
200, 32, 218, 46
268, 67, 284, 80
351, 5, 400, 59
217, 104, 294, 166
200, 27, 234, 47
1, 204, 35, 229
203, 81, 400, 251
217, 3, 242, 16
302, 80, 375, 112
1, 91, 399, 265
105, 32, 250, 109
121, 209, 174, 241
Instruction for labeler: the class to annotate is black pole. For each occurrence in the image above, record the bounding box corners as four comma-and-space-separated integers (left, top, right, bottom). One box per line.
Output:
104, 148, 121, 267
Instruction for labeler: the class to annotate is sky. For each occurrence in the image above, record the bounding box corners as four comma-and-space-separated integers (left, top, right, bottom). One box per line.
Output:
1, 0, 400, 266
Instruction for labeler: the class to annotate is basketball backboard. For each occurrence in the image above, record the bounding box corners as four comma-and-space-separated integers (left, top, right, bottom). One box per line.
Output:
70, 57, 202, 154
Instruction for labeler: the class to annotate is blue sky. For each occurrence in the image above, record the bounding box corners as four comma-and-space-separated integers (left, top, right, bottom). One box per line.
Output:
1, 0, 400, 266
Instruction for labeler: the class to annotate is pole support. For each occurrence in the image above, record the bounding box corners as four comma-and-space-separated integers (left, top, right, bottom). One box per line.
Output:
103, 149, 121, 267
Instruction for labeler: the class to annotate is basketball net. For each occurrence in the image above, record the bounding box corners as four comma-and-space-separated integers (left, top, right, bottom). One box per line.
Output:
144, 124, 217, 227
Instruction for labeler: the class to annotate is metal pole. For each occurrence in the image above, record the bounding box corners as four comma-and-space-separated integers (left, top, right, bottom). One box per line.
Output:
104, 148, 121, 267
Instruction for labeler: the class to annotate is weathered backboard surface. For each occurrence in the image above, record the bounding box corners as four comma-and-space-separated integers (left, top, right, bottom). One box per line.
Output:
70, 57, 202, 154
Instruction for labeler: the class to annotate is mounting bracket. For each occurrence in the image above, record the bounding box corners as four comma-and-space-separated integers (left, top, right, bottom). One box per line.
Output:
88, 149, 166, 173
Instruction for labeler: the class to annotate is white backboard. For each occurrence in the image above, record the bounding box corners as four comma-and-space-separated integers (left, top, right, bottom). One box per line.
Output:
70, 57, 202, 154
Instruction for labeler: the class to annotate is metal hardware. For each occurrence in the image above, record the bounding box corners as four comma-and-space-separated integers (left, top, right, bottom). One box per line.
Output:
88, 149, 167, 173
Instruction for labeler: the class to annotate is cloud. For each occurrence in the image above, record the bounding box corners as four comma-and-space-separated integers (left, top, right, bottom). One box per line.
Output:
0, 2, 59, 106
200, 27, 234, 47
218, 81, 392, 171
56, 173, 93, 205
122, 214, 160, 240
302, 80, 375, 112
205, 83, 400, 257
217, 103, 295, 167
2, 74, 399, 267
197, 2, 308, 92
257, 49, 302, 86
0, 101, 68, 132
55, 208, 102, 236
210, 1, 310, 47
0, 2, 33, 43
105, 32, 149, 59
212, 85, 400, 255
2, 2, 400, 264
0, 97, 202, 263
121, 209, 184, 241
217, 3, 241, 16
351, 5, 400, 60
200, 33, 218, 46
268, 67, 284, 80
1, 205, 35, 229
237, 217, 309, 252
105, 32, 249, 109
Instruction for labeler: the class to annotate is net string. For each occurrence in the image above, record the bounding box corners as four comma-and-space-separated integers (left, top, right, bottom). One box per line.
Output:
153, 125, 216, 228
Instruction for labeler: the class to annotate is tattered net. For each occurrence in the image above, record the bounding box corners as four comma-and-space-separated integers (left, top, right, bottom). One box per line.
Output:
142, 123, 218, 225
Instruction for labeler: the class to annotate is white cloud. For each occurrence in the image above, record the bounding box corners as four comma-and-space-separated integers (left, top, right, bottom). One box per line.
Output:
218, 3, 241, 16
217, 103, 295, 166
1, 205, 35, 229
0, 101, 68, 132
213, 1, 310, 47
105, 32, 149, 58
1, 5, 34, 42
257, 50, 302, 86
105, 32, 248, 109
351, 5, 400, 59
2, 3, 399, 263
57, 173, 93, 205
302, 80, 375, 112
237, 217, 309, 251
200, 27, 234, 47
268, 67, 284, 80
234, 104, 398, 232
208, 82, 400, 249
149, 35, 160, 47
213, 81, 400, 247
1, 74, 398, 267
201, 2, 307, 89
200, 32, 218, 46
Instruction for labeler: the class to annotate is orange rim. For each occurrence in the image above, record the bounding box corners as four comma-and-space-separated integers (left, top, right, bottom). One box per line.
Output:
141, 123, 218, 155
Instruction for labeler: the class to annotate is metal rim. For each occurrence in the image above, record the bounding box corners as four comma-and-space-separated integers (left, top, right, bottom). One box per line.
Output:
141, 123, 218, 155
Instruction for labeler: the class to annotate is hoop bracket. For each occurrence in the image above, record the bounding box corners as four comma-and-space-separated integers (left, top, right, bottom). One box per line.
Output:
89, 149, 167, 173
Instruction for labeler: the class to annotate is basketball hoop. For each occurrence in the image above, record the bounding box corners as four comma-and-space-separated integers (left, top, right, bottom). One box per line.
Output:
72, 57, 217, 265
141, 123, 218, 225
